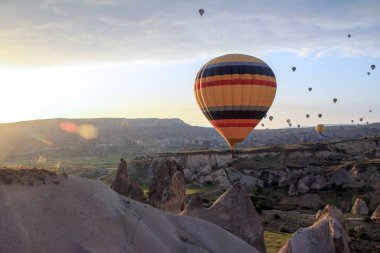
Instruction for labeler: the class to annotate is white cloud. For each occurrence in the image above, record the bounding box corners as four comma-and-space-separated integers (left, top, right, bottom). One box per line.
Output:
0, 0, 379, 65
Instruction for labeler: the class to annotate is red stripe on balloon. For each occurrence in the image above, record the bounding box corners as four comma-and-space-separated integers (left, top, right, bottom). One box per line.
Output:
196, 79, 276, 89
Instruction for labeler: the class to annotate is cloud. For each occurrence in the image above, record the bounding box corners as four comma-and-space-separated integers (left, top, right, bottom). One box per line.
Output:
0, 0, 379, 66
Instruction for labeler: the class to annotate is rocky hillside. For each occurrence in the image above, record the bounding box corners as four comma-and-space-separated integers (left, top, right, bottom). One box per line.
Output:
1, 118, 380, 161
121, 136, 380, 213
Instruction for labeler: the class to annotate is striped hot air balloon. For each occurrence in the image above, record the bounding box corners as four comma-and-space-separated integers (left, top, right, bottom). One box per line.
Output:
194, 54, 277, 149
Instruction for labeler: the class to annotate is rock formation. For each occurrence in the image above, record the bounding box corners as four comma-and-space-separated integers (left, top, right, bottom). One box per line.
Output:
180, 183, 267, 253
351, 198, 369, 216
0, 172, 259, 253
148, 160, 185, 213
371, 203, 380, 223
111, 158, 145, 202
279, 204, 353, 253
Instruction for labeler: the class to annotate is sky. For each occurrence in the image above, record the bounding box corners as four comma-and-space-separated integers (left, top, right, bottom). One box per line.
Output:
0, 0, 379, 128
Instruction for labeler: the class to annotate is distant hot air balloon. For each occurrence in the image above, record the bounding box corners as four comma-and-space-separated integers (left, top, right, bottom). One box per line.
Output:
292, 67, 296, 72
194, 54, 277, 150
261, 123, 264, 127
199, 9, 204, 16
367, 122, 369, 125
318, 113, 322, 118
289, 123, 292, 127
351, 120, 354, 123
306, 114, 310, 119
347, 34, 351, 38
264, 114, 267, 119
367, 72, 370, 75
269, 116, 273, 121
297, 124, 300, 128
371, 65, 376, 70
315, 124, 325, 134
286, 119, 291, 124
308, 87, 312, 92
370, 109, 372, 113
360, 118, 363, 122
333, 98, 337, 103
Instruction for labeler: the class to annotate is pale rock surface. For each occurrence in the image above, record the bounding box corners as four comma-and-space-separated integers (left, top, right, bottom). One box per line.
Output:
180, 183, 267, 253
351, 198, 369, 216
0, 174, 258, 253
279, 204, 353, 253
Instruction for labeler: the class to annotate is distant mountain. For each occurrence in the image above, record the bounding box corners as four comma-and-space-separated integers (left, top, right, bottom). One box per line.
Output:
0, 118, 379, 160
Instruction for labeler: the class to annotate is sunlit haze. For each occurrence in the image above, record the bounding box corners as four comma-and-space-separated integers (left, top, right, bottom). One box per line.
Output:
0, 0, 379, 128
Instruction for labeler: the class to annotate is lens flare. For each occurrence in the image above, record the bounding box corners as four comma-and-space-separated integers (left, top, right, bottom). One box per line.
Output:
27, 132, 53, 146
60, 122, 78, 133
78, 124, 98, 139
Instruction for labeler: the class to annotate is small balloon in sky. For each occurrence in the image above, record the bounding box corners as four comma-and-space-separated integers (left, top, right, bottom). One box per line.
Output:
360, 118, 363, 122
269, 116, 273, 121
318, 113, 322, 118
261, 123, 264, 127
306, 114, 310, 118
347, 34, 351, 38
371, 65, 376, 70
292, 67, 296, 72
289, 123, 292, 127
351, 120, 354, 123
297, 124, 300, 128
308, 87, 312, 92
264, 114, 267, 119
370, 109, 372, 113
199, 9, 204, 16
367, 72, 370, 75
286, 119, 291, 124
333, 98, 337, 103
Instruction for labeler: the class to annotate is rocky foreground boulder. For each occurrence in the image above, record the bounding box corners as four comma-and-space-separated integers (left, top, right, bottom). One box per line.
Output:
111, 158, 145, 202
0, 171, 258, 253
180, 183, 267, 253
350, 197, 369, 216
371, 204, 380, 223
279, 204, 353, 253
148, 160, 185, 213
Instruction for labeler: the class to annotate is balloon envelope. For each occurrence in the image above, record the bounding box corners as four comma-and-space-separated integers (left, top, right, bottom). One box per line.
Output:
318, 114, 322, 118
306, 114, 310, 118
347, 34, 351, 38
199, 9, 204, 16
333, 98, 337, 103
292, 67, 296, 72
194, 54, 277, 149
315, 124, 325, 134
371, 65, 375, 70
308, 87, 312, 91
269, 116, 273, 121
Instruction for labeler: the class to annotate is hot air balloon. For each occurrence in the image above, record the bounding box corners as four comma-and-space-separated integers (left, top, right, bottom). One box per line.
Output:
194, 54, 277, 150
269, 116, 273, 121
367, 122, 369, 125
289, 123, 292, 127
306, 114, 310, 118
318, 113, 322, 118
360, 118, 363, 122
371, 65, 376, 70
315, 124, 325, 134
286, 119, 291, 124
351, 120, 354, 123
199, 9, 204, 16
292, 67, 296, 72
367, 72, 370, 75
347, 34, 351, 38
261, 123, 264, 127
370, 109, 372, 113
333, 98, 337, 103
297, 124, 300, 128
308, 87, 312, 92
264, 114, 267, 119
